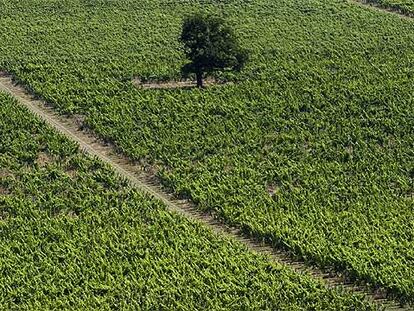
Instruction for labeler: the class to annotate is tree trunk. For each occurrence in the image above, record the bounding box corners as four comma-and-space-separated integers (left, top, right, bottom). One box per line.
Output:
196, 71, 203, 88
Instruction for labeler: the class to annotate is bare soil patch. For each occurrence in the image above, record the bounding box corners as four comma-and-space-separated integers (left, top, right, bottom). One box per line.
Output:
73, 114, 86, 129
65, 167, 78, 179
0, 210, 9, 221
133, 77, 231, 90
266, 183, 280, 197
35, 152, 54, 168
0, 187, 10, 195
66, 210, 79, 219
0, 169, 12, 178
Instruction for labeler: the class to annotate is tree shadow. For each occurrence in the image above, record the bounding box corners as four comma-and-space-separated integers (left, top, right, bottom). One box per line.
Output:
132, 77, 232, 91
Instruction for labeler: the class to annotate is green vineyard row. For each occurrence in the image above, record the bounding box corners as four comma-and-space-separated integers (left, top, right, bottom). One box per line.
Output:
0, 92, 377, 310
0, 0, 413, 304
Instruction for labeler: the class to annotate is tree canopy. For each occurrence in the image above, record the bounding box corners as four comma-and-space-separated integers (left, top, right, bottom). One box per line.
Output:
180, 13, 248, 88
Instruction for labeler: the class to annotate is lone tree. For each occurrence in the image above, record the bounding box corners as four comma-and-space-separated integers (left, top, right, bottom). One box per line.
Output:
180, 13, 248, 88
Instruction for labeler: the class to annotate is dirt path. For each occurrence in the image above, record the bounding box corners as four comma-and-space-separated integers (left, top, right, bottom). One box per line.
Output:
351, 0, 413, 19
0, 74, 411, 311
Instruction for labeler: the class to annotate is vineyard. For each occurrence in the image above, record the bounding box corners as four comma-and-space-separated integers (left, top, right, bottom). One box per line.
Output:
0, 0, 413, 307
363, 0, 414, 15
0, 92, 378, 310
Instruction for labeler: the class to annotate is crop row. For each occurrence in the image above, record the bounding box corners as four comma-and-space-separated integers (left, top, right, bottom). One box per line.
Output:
0, 92, 377, 310
0, 0, 413, 304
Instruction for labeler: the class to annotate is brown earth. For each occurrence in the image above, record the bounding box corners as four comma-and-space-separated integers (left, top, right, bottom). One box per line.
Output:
133, 77, 231, 90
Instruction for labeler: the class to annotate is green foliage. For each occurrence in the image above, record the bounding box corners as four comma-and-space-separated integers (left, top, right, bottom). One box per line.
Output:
180, 13, 248, 87
0, 0, 413, 304
364, 0, 414, 15
0, 92, 376, 310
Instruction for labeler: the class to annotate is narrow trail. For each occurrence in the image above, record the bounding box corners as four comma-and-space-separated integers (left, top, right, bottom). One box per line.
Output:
0, 73, 411, 311
351, 0, 413, 19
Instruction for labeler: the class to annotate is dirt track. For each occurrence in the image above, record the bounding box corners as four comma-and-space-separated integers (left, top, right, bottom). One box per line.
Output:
0, 73, 411, 311
352, 0, 414, 19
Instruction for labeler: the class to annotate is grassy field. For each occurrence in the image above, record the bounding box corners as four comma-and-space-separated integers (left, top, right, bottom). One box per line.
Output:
0, 0, 413, 304
0, 92, 377, 310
